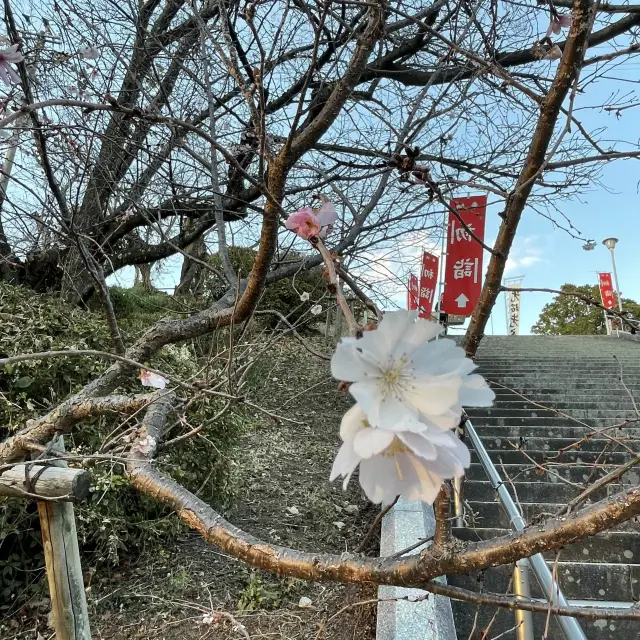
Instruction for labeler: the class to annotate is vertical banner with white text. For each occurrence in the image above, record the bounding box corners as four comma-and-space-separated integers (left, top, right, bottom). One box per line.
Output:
598, 272, 616, 309
507, 283, 521, 335
408, 273, 419, 310
442, 196, 487, 315
418, 252, 439, 319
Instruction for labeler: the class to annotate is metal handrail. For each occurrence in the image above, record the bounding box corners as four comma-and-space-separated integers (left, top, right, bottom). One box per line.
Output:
460, 415, 588, 640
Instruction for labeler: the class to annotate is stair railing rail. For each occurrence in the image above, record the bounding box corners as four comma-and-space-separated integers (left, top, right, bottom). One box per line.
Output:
457, 415, 588, 640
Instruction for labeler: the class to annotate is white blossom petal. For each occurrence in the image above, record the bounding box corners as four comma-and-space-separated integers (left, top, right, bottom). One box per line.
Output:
460, 376, 495, 406
404, 453, 444, 503
376, 311, 417, 354
402, 376, 462, 417
353, 427, 395, 458
139, 370, 168, 389
377, 393, 420, 431
392, 318, 442, 359
315, 201, 338, 226
330, 440, 360, 483
358, 455, 400, 504
348, 380, 382, 422
397, 431, 437, 460
331, 342, 380, 381
339, 404, 367, 441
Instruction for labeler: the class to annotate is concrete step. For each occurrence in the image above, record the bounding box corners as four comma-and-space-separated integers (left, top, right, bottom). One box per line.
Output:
489, 394, 640, 406
464, 462, 635, 484
474, 425, 640, 439
465, 501, 640, 531
482, 396, 640, 412
485, 379, 640, 390
448, 598, 636, 640
471, 436, 638, 454
449, 335, 640, 639
453, 528, 640, 564
448, 561, 640, 601
463, 480, 611, 503
478, 393, 640, 408
468, 407, 640, 419
482, 366, 640, 373
469, 416, 632, 428
490, 387, 640, 398
470, 448, 631, 465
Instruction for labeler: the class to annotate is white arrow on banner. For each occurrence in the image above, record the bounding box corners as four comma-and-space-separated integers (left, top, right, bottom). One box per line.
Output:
455, 293, 469, 308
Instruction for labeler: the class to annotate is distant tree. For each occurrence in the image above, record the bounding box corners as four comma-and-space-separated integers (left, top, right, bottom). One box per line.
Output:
531, 284, 640, 335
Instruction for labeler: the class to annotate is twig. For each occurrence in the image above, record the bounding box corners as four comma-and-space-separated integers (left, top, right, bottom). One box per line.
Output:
337, 266, 382, 322
555, 454, 640, 517
0, 350, 235, 400
355, 496, 399, 553
315, 238, 361, 336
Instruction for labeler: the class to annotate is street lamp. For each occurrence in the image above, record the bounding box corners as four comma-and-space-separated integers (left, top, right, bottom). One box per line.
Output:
602, 237, 623, 312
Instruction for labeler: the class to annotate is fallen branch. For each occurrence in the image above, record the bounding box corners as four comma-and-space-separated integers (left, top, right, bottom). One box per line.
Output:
0, 392, 163, 464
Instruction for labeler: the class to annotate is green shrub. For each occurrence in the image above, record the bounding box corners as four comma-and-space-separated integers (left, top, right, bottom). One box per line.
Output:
203, 247, 325, 328
0, 283, 243, 610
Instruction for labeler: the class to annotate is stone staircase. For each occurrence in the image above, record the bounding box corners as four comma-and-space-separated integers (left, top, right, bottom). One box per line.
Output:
449, 335, 640, 639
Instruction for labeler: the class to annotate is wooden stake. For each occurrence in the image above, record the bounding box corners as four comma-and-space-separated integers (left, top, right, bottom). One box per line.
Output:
36, 437, 91, 639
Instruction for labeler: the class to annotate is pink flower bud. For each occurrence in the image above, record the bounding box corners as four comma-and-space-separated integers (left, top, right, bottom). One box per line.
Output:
285, 207, 322, 239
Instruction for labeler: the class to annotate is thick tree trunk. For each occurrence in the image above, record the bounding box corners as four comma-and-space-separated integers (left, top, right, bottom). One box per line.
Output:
134, 263, 154, 290
175, 230, 207, 296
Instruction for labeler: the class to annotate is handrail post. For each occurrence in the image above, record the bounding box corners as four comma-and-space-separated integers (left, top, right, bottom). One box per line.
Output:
514, 559, 535, 640
452, 476, 464, 528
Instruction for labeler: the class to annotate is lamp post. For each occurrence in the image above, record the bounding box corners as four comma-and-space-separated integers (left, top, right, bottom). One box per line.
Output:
602, 237, 623, 312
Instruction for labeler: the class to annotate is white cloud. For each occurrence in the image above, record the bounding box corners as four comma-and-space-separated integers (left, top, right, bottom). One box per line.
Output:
504, 236, 545, 276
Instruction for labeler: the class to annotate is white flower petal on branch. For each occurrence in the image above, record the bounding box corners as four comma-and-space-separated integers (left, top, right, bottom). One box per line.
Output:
0, 44, 23, 86
330, 405, 470, 505
330, 406, 469, 505
315, 200, 338, 227
310, 304, 322, 315
133, 435, 156, 455
331, 310, 494, 431
139, 369, 169, 389
300, 291, 310, 302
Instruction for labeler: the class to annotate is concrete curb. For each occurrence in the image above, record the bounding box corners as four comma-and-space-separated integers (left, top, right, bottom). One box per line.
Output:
376, 498, 457, 640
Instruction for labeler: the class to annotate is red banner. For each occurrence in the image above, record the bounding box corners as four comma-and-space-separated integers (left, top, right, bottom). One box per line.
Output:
598, 272, 616, 309
408, 273, 419, 310
418, 252, 439, 319
442, 195, 487, 315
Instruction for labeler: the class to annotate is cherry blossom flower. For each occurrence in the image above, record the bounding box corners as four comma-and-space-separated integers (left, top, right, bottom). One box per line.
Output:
300, 291, 310, 302
0, 44, 23, 86
330, 405, 470, 504
546, 13, 571, 37
285, 207, 321, 239
139, 369, 169, 389
331, 310, 494, 432
315, 200, 338, 239
285, 199, 338, 240
310, 304, 323, 315
79, 46, 100, 60
133, 435, 156, 455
